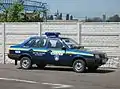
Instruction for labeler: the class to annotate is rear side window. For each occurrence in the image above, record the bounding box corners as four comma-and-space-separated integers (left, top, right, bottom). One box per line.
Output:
32, 38, 47, 48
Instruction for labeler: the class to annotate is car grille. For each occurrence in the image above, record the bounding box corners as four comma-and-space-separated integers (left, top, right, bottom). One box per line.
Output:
95, 54, 107, 64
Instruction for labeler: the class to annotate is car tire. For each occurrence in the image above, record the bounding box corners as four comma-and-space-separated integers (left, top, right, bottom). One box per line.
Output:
36, 63, 46, 69
20, 57, 32, 69
73, 60, 86, 73
88, 66, 98, 72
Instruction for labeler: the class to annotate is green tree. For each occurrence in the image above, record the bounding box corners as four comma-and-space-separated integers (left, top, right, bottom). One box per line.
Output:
0, 0, 47, 22
70, 15, 73, 20
0, 1, 9, 22
85, 17, 102, 22
66, 14, 69, 20
107, 14, 120, 22
48, 15, 54, 20
21, 10, 43, 22
59, 13, 62, 20
8, 2, 24, 22
32, 10, 43, 22
41, 9, 48, 21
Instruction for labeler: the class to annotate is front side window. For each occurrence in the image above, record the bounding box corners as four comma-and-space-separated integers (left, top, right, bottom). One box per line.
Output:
47, 38, 63, 49
24, 38, 36, 47
62, 38, 78, 48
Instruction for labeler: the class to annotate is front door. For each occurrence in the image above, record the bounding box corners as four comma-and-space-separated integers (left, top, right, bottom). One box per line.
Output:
45, 38, 71, 65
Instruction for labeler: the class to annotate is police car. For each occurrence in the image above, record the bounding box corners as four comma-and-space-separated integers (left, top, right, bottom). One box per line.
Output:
8, 32, 108, 73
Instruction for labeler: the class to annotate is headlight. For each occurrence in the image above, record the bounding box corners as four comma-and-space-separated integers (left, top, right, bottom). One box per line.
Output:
94, 54, 100, 59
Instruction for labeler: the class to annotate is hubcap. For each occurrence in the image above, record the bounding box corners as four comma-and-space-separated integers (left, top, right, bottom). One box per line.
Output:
22, 60, 30, 68
75, 62, 83, 71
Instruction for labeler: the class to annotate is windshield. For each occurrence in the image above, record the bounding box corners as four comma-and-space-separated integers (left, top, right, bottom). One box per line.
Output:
62, 38, 79, 48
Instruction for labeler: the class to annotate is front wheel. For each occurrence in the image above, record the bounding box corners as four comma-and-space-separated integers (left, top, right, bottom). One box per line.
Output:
73, 60, 86, 73
20, 57, 32, 69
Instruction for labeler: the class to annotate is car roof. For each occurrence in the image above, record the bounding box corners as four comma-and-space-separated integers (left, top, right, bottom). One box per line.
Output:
29, 36, 68, 39
28, 32, 69, 39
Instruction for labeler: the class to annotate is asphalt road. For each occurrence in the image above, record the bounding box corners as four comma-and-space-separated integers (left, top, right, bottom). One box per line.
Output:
0, 64, 119, 89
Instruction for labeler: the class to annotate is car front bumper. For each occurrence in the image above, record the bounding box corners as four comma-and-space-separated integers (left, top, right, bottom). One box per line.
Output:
94, 57, 108, 66
8, 53, 20, 60
86, 57, 108, 67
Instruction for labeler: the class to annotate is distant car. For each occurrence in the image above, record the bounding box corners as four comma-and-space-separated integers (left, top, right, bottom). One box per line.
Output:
8, 32, 108, 73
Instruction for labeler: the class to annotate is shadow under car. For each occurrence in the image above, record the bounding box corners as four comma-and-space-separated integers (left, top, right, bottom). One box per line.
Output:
18, 66, 116, 74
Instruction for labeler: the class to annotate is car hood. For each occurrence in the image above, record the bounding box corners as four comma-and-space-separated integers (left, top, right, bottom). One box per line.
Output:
71, 48, 105, 55
81, 48, 106, 55
10, 44, 22, 48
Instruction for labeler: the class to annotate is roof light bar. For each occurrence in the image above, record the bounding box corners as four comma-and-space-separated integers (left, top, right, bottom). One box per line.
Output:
45, 32, 60, 37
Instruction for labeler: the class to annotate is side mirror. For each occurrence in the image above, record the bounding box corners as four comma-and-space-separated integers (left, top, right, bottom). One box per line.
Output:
62, 47, 66, 50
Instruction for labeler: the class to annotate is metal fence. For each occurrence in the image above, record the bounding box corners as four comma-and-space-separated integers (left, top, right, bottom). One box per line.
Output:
0, 22, 120, 68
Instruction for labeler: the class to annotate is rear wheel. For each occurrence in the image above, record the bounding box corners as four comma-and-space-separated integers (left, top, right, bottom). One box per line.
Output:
20, 57, 32, 69
73, 60, 86, 73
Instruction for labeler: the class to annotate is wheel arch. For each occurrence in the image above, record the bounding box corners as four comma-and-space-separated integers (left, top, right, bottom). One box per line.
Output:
72, 57, 87, 66
19, 53, 32, 60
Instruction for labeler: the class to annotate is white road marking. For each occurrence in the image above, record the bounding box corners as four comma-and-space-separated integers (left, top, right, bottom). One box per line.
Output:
42, 82, 73, 88
0, 78, 38, 84
0, 77, 73, 88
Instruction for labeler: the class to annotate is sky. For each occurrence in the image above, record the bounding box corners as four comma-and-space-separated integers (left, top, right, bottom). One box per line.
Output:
40, 0, 120, 19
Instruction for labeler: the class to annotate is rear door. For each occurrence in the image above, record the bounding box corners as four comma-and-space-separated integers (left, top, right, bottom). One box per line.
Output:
31, 38, 47, 63
22, 38, 47, 64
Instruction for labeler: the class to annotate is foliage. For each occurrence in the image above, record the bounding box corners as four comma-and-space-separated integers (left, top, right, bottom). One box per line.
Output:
59, 13, 62, 20
66, 14, 69, 20
85, 14, 120, 22
48, 15, 54, 20
0, 1, 24, 22
0, 1, 45, 22
107, 14, 120, 22
85, 17, 103, 22
70, 15, 73, 20
21, 10, 43, 22
0, 0, 9, 22
8, 2, 24, 22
